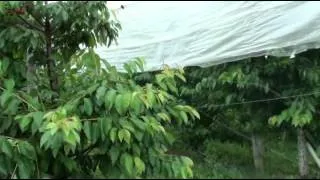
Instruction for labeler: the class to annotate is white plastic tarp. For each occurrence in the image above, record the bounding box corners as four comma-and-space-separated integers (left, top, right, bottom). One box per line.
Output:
96, 1, 320, 71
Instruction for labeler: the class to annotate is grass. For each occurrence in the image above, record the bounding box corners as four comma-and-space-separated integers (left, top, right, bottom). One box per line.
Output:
171, 138, 320, 179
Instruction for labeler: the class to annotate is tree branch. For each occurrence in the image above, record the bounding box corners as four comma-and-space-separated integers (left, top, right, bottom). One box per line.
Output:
69, 142, 99, 158
29, 11, 44, 27
82, 143, 99, 155
0, 86, 39, 112
44, 1, 59, 95
80, 118, 99, 122
17, 15, 44, 33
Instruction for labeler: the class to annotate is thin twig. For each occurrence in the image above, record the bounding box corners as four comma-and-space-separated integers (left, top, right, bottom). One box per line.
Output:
36, 159, 40, 179
17, 15, 44, 33
0, 135, 20, 141
70, 142, 98, 158
28, 10, 44, 27
36, 89, 46, 112
10, 165, 18, 179
307, 142, 320, 169
80, 118, 99, 121
0, 86, 39, 111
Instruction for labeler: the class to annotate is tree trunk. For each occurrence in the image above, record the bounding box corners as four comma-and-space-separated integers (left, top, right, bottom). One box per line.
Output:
26, 60, 36, 93
252, 134, 264, 173
44, 2, 59, 94
298, 127, 309, 178
281, 131, 287, 142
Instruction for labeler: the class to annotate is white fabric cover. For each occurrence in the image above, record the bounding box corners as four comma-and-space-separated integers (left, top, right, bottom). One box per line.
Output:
96, 1, 320, 71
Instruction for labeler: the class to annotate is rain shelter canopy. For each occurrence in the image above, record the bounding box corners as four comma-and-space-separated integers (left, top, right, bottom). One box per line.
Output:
96, 1, 320, 71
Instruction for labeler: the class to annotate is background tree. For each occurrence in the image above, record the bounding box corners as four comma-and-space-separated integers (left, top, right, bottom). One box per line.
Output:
181, 51, 320, 177
268, 49, 320, 178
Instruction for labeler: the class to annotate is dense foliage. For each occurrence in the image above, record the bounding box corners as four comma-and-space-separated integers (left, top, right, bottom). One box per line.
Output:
0, 1, 198, 178
180, 50, 320, 177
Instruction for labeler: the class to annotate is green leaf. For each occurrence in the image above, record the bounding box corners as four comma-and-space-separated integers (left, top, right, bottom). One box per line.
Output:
186, 166, 193, 178
114, 94, 123, 114
96, 86, 107, 101
157, 112, 171, 122
180, 167, 187, 178
166, 80, 178, 95
118, 129, 131, 144
172, 162, 180, 177
83, 98, 93, 116
18, 141, 36, 160
18, 158, 31, 179
87, 83, 100, 94
157, 81, 168, 90
62, 156, 77, 172
124, 63, 133, 75
0, 117, 12, 133
175, 73, 186, 82
99, 117, 112, 141
146, 89, 156, 107
0, 58, 9, 74
139, 95, 151, 109
110, 127, 117, 143
225, 95, 232, 104
1, 139, 13, 158
83, 121, 92, 141
0, 90, 12, 107
117, 92, 132, 115
6, 98, 20, 114
179, 111, 188, 124
132, 144, 141, 156
130, 93, 143, 114
46, 122, 58, 135
82, 53, 93, 69
131, 118, 146, 131
61, 9, 68, 21
118, 129, 124, 143
31, 112, 44, 134
65, 130, 78, 147
181, 156, 194, 166
185, 106, 200, 119
0, 156, 8, 176
133, 130, 144, 142
72, 130, 81, 144
120, 153, 133, 176
4, 79, 15, 90
40, 131, 51, 148
134, 156, 145, 174
18, 117, 32, 132
135, 57, 145, 72
104, 89, 117, 110
91, 123, 100, 144
119, 120, 135, 133
165, 132, 175, 145
109, 146, 120, 165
